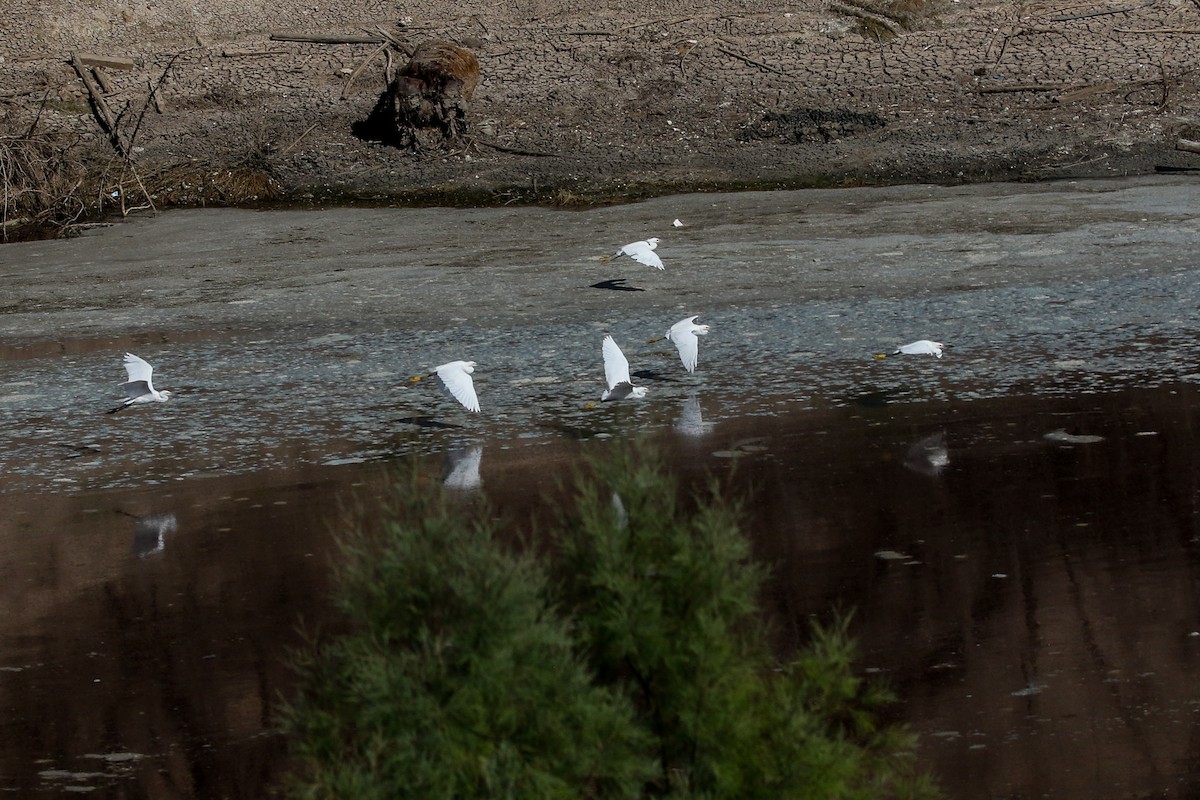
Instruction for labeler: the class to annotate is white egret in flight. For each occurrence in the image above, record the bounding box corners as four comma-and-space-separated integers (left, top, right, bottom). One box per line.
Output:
411, 361, 480, 413
108, 353, 172, 413
601, 336, 647, 401
613, 238, 664, 270
666, 316, 710, 373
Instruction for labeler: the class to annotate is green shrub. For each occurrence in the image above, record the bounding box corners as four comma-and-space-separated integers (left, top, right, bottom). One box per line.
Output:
282, 444, 938, 800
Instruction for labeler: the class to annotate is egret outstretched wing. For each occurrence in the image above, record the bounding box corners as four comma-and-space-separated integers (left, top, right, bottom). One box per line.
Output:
435, 361, 480, 413
122, 353, 156, 395
602, 336, 632, 390
667, 315, 709, 373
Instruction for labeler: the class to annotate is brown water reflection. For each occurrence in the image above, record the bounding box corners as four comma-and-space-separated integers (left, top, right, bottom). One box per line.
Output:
3, 386, 1200, 798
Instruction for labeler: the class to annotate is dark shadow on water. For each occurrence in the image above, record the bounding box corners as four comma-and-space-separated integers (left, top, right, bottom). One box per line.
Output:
4, 385, 1200, 798
394, 416, 463, 429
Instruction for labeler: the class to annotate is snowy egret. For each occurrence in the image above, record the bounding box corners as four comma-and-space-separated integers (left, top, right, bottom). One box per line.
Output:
666, 315, 710, 373
601, 336, 647, 401
892, 340, 944, 358
411, 361, 480, 413
613, 237, 664, 270
108, 353, 172, 413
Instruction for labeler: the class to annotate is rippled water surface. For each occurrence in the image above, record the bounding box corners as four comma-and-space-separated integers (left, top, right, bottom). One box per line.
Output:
3, 181, 1200, 798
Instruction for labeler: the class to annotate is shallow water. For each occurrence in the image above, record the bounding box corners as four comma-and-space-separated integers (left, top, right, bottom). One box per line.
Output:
4, 180, 1200, 797
3, 384, 1200, 798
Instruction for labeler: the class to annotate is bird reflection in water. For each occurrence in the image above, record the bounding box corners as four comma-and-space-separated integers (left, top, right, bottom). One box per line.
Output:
126, 512, 178, 558
902, 432, 949, 476
443, 445, 483, 491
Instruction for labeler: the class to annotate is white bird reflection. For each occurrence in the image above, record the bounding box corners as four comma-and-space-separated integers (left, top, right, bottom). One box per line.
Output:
902, 432, 949, 476
611, 492, 628, 530
443, 445, 484, 491
675, 394, 714, 438
129, 512, 178, 557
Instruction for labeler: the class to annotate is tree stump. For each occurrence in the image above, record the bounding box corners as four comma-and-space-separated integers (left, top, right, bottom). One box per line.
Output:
381, 41, 480, 151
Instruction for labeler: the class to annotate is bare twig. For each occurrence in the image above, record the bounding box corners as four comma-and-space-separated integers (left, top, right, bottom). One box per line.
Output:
278, 122, 322, 157
373, 25, 413, 56
270, 31, 386, 44
1048, 0, 1156, 21
1114, 26, 1200, 32
342, 42, 390, 98
713, 42, 789, 75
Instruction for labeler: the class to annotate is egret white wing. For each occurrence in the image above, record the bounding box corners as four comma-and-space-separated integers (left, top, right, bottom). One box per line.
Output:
624, 242, 664, 270
895, 340, 944, 358
602, 336, 632, 389
435, 361, 480, 413
668, 317, 701, 372
123, 353, 155, 388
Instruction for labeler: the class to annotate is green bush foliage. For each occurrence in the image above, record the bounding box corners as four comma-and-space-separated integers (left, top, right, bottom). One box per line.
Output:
282, 444, 938, 800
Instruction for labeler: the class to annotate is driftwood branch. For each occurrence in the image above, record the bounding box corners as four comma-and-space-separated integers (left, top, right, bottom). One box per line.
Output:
71, 52, 126, 158
269, 31, 385, 44
1177, 138, 1200, 154
76, 53, 136, 70
92, 67, 115, 95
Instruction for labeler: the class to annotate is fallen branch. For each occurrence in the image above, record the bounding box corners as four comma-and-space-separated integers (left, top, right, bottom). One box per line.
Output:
473, 138, 573, 158
976, 82, 1084, 93
1048, 0, 1156, 21
342, 43, 390, 98
92, 67, 115, 95
1114, 27, 1200, 32
1056, 75, 1163, 101
372, 25, 413, 57
269, 31, 385, 44
1177, 138, 1200, 154
714, 42, 789, 76
70, 52, 126, 158
221, 48, 291, 57
76, 52, 136, 70
566, 29, 618, 35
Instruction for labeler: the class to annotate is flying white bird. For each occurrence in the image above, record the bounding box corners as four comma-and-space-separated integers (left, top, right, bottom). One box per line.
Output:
672, 219, 684, 228
601, 336, 647, 401
108, 353, 172, 413
424, 360, 480, 413
893, 340, 944, 358
666, 315, 710, 373
613, 237, 664, 270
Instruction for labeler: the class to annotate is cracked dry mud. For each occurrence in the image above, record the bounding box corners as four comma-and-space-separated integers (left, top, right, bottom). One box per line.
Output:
3, 0, 1200, 213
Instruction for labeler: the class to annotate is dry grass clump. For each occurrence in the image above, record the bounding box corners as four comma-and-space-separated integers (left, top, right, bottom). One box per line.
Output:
0, 131, 93, 239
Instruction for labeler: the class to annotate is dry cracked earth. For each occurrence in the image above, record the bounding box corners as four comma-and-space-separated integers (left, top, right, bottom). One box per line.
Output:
2, 0, 1200, 220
